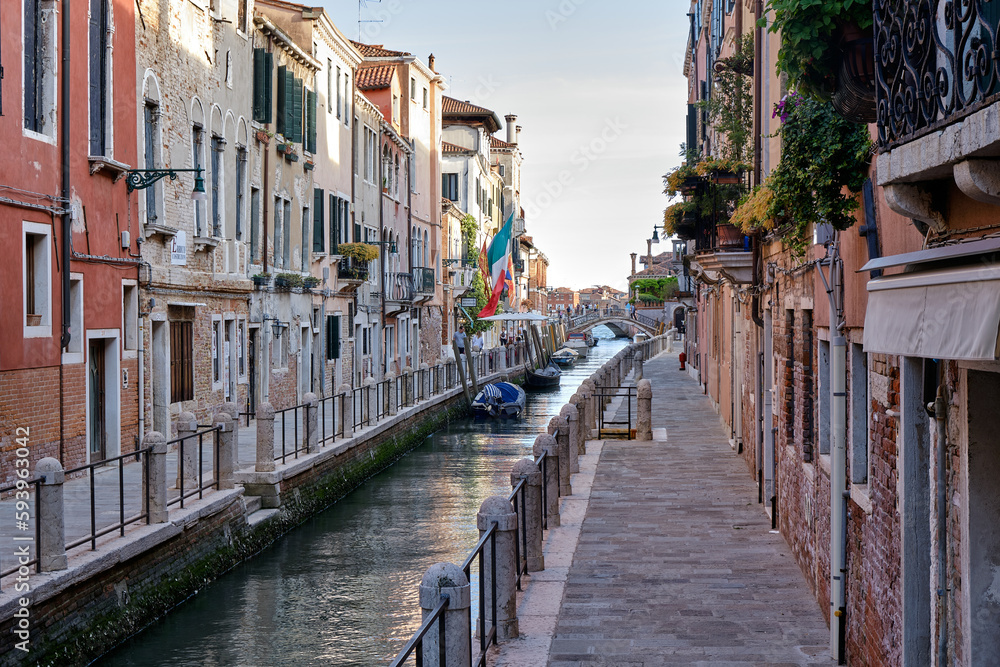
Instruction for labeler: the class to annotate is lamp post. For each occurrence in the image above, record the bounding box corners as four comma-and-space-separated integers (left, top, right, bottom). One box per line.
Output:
125, 168, 206, 200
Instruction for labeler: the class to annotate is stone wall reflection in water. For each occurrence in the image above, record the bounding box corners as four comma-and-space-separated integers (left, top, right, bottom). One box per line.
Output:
101, 327, 628, 666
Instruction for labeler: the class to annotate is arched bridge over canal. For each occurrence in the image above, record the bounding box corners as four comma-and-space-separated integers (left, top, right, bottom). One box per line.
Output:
565, 309, 663, 337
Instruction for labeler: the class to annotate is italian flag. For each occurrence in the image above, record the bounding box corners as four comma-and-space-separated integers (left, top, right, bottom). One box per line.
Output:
477, 213, 514, 318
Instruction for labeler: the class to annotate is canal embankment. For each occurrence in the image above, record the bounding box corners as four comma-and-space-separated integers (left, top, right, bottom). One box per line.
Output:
0, 351, 522, 667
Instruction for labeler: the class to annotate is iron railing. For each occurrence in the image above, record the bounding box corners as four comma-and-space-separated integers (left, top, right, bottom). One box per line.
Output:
64, 448, 153, 551
389, 594, 450, 667
385, 272, 415, 302
0, 477, 42, 588
274, 401, 308, 464
413, 266, 435, 294
594, 385, 637, 440
318, 393, 347, 445
165, 425, 221, 510
463, 522, 499, 666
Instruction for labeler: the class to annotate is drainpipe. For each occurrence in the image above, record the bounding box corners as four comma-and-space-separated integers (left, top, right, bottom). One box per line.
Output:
934, 386, 948, 667
59, 0, 72, 463
819, 236, 847, 663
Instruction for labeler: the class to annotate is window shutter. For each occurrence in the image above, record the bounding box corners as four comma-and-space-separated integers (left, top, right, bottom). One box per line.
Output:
262, 52, 273, 124
329, 194, 338, 255
313, 188, 324, 252
276, 65, 287, 136
292, 77, 303, 143
307, 89, 317, 153
333, 315, 341, 359
253, 49, 265, 121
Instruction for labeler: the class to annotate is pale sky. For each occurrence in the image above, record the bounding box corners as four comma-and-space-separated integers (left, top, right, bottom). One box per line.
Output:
319, 0, 690, 292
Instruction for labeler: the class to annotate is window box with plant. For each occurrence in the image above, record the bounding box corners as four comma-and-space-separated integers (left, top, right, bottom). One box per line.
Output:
303, 276, 321, 290
252, 272, 271, 289
337, 243, 379, 282
274, 273, 304, 290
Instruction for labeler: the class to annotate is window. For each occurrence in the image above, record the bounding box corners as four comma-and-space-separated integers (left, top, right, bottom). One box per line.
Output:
273, 196, 283, 268
88, 0, 110, 155
343, 76, 350, 126
313, 188, 325, 253
394, 155, 400, 197
237, 320, 247, 380
250, 187, 260, 262
392, 94, 399, 121
24, 0, 56, 136
383, 144, 392, 192
283, 200, 291, 268
252, 49, 273, 123
305, 87, 317, 153
410, 77, 416, 100
192, 124, 205, 236
123, 283, 138, 351
212, 319, 221, 385
364, 125, 376, 183
334, 64, 340, 117
329, 193, 338, 255
817, 338, 830, 455
143, 102, 160, 224
301, 205, 309, 270
499, 164, 505, 178
237, 0, 248, 33
423, 87, 428, 110
326, 314, 341, 360
476, 178, 481, 206
849, 343, 869, 484
235, 146, 246, 240
23, 223, 51, 332
277, 66, 302, 140
65, 276, 83, 356
211, 135, 224, 237
170, 321, 194, 403
362, 326, 370, 355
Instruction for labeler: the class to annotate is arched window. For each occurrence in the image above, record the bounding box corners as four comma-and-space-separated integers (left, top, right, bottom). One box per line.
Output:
423, 229, 429, 268
383, 143, 392, 192
394, 154, 400, 197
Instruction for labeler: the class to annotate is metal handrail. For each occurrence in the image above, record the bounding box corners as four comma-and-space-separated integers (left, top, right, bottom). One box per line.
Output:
318, 393, 345, 445
594, 385, 637, 440
274, 401, 309, 463
0, 477, 42, 586
164, 425, 221, 511
389, 594, 450, 666
462, 521, 499, 666
64, 446, 154, 551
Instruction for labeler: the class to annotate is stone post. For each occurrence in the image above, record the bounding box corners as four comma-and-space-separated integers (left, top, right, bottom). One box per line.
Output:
402, 366, 413, 407
419, 563, 471, 667
385, 373, 398, 415
637, 378, 653, 441
580, 379, 597, 436
666, 328, 675, 353
144, 431, 168, 523
175, 411, 198, 490
550, 415, 572, 496
635, 350, 644, 381
255, 402, 275, 472
477, 496, 519, 640
419, 362, 430, 400
214, 411, 236, 489
303, 392, 319, 454
36, 457, 67, 571
222, 401, 240, 467
362, 379, 375, 425
434, 364, 444, 395
560, 404, 580, 473
511, 458, 544, 572
338, 384, 354, 438
532, 433, 560, 527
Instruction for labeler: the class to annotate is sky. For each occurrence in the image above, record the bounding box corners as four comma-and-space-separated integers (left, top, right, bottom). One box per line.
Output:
319, 0, 691, 292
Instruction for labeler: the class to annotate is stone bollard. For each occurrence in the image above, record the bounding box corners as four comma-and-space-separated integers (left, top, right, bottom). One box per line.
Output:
510, 459, 544, 572
477, 496, 519, 640
385, 373, 398, 416
560, 404, 580, 473
532, 433, 560, 527
214, 411, 236, 489
667, 328, 675, 353
570, 393, 587, 456
36, 457, 67, 571
255, 402, 276, 472
419, 563, 471, 667
419, 362, 430, 400
637, 378, 653, 441
635, 350, 644, 381
303, 392, 319, 454
222, 401, 240, 467
551, 415, 572, 496
175, 411, 198, 490
434, 365, 444, 395
362, 379, 375, 425
143, 431, 168, 523
580, 379, 597, 436
338, 384, 354, 438
402, 366, 413, 406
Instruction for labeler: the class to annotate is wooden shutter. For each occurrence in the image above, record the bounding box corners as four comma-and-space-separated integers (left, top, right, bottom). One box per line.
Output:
276, 65, 287, 136
326, 315, 341, 360
253, 49, 265, 121
262, 52, 273, 124
170, 321, 194, 403
329, 193, 338, 255
313, 188, 324, 252
292, 77, 303, 143
89, 0, 107, 155
307, 89, 317, 153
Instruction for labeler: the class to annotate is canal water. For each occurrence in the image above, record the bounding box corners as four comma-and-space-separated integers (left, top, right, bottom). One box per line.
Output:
100, 328, 627, 667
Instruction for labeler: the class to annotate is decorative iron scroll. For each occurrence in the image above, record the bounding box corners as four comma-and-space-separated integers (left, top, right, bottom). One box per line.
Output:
876, 0, 1000, 147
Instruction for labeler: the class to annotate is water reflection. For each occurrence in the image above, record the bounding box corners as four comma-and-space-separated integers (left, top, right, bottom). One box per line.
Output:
101, 327, 627, 666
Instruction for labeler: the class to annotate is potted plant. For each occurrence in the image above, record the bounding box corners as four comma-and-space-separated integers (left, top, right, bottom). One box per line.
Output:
303, 160, 315, 171
303, 276, 321, 290
252, 272, 271, 288
255, 129, 272, 145
274, 273, 303, 290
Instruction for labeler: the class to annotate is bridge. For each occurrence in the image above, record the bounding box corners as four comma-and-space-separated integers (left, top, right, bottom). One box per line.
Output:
565, 308, 663, 337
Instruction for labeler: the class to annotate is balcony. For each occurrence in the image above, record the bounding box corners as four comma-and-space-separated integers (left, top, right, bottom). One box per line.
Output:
875, 0, 1000, 230
384, 272, 414, 311
412, 267, 435, 295
336, 260, 369, 292
692, 220, 752, 284
444, 258, 477, 295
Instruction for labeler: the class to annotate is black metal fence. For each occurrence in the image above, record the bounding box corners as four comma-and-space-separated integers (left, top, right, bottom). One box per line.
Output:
65, 448, 152, 551
165, 425, 221, 510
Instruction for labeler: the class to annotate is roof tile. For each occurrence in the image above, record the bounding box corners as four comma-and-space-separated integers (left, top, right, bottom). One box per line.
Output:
350, 41, 411, 57
356, 63, 395, 90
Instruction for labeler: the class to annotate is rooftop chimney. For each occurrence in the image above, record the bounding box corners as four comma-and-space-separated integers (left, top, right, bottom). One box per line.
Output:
630, 253, 637, 276
505, 114, 517, 144
515, 125, 522, 144
427, 53, 436, 73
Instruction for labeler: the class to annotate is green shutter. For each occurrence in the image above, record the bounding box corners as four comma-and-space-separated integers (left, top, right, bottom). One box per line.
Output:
276, 65, 287, 135
326, 315, 341, 359
262, 52, 273, 124
292, 77, 303, 143
307, 89, 317, 154
329, 194, 338, 255
253, 49, 264, 121
313, 188, 324, 252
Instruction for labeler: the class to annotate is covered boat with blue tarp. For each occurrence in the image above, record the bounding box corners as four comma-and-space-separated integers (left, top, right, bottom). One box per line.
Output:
471, 382, 526, 419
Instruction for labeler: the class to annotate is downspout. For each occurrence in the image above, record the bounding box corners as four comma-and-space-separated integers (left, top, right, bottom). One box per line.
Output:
751, 0, 767, 507
819, 235, 847, 663
59, 0, 72, 463
137, 265, 145, 442
406, 140, 414, 365
934, 386, 949, 667
378, 132, 385, 377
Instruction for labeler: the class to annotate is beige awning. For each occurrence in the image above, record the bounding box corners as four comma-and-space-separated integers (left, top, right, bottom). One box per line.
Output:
863, 265, 1000, 360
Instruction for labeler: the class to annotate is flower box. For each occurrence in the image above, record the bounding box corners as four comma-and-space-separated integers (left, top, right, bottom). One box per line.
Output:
255, 130, 271, 145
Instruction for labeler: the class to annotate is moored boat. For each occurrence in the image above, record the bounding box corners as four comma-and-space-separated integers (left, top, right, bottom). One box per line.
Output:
525, 362, 562, 388
564, 339, 590, 357
551, 347, 579, 366
471, 382, 526, 418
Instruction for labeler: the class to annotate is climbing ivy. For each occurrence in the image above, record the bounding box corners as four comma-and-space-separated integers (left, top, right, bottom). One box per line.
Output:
460, 214, 478, 260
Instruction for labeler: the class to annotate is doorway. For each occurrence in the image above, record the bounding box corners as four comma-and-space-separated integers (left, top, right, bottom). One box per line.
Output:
89, 340, 107, 461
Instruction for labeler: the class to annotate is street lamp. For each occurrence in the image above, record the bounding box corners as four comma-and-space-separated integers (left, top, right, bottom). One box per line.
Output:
262, 315, 285, 339
126, 168, 207, 200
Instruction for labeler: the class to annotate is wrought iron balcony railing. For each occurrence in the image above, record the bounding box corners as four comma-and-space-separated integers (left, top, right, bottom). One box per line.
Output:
876, 0, 1000, 147
338, 260, 369, 281
412, 267, 435, 294
384, 272, 414, 302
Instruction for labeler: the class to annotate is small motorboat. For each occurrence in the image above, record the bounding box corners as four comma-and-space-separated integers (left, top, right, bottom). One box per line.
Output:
471, 382, 526, 418
564, 338, 590, 358
525, 362, 562, 388
551, 347, 579, 366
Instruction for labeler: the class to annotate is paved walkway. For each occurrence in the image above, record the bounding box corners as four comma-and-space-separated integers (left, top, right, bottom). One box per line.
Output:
494, 350, 833, 666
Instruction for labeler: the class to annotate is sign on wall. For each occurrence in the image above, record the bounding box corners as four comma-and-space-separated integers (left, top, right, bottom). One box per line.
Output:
171, 230, 187, 265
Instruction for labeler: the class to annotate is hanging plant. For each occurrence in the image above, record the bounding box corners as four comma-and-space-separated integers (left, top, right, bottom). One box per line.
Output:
338, 242, 379, 263
699, 35, 755, 163
460, 214, 479, 262
730, 183, 778, 234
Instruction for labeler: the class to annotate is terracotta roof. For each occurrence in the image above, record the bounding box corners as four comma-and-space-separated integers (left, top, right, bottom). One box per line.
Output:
442, 96, 502, 133
442, 141, 469, 154
490, 135, 515, 150
350, 41, 411, 57
356, 63, 395, 90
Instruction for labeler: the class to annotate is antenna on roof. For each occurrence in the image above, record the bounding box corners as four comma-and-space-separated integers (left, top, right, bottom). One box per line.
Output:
358, 0, 383, 42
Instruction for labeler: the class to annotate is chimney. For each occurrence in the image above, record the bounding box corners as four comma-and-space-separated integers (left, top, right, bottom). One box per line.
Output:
505, 114, 517, 144
630, 252, 637, 276
428, 53, 436, 73
515, 125, 522, 144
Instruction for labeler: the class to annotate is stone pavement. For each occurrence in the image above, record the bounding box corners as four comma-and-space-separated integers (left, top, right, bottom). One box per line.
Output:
493, 350, 833, 666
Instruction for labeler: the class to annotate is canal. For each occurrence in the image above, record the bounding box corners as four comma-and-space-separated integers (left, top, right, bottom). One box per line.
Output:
100, 328, 627, 666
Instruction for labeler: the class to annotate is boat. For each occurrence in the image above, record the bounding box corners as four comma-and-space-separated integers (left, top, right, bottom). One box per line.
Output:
551, 347, 579, 366
525, 362, 562, 388
471, 382, 526, 419
564, 338, 590, 357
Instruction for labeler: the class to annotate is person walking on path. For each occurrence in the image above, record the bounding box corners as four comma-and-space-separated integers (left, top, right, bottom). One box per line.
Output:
453, 325, 466, 356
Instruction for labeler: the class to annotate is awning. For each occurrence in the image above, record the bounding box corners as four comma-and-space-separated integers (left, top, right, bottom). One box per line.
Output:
863, 265, 1000, 360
